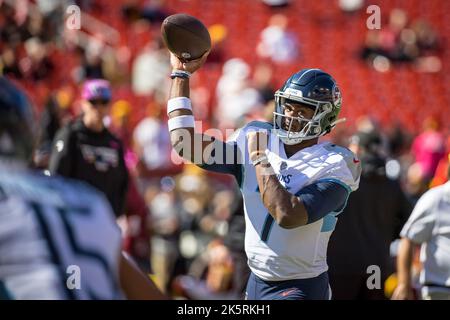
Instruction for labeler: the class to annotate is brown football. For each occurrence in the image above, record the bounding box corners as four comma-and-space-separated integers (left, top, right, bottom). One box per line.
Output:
161, 13, 211, 61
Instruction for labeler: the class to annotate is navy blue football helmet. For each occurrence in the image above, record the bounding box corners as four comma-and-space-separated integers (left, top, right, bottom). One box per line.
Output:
274, 68, 343, 145
0, 77, 35, 161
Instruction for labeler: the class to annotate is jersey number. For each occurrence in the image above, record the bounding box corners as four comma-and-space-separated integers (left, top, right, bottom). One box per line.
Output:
27, 200, 118, 299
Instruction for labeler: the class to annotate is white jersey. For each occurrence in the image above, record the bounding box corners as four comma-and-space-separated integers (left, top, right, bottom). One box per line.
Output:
0, 164, 123, 299
228, 121, 361, 281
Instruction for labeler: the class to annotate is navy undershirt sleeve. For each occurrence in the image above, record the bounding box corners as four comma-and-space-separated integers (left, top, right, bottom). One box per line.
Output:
198, 140, 242, 186
296, 180, 350, 224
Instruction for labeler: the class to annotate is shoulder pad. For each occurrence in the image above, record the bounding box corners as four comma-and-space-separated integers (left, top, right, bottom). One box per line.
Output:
244, 121, 273, 131
0, 170, 105, 208
323, 143, 362, 182
227, 121, 273, 144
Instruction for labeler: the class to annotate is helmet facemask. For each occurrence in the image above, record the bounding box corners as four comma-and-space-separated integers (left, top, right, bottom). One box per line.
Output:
273, 91, 334, 145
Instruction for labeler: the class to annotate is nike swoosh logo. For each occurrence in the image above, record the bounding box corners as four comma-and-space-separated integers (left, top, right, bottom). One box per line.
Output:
281, 288, 299, 297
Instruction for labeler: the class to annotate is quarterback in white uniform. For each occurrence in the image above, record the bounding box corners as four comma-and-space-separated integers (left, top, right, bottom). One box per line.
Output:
166, 53, 361, 299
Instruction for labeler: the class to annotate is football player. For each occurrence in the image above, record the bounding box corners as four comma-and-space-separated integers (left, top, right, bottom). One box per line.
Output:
0, 77, 165, 300
166, 52, 361, 300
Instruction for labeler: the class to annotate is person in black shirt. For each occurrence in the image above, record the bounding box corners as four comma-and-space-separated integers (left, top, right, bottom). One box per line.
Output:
49, 79, 128, 218
327, 130, 412, 300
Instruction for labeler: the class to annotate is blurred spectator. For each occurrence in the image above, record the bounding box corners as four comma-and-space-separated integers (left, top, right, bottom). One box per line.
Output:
102, 46, 130, 84
234, 63, 276, 126
141, 0, 169, 25
328, 130, 412, 299
0, 4, 24, 49
361, 8, 414, 64
354, 116, 388, 154
256, 14, 299, 64
405, 162, 430, 206
173, 166, 231, 289
148, 176, 181, 292
386, 122, 412, 158
80, 37, 106, 79
49, 79, 129, 218
361, 8, 442, 72
120, 176, 153, 273
410, 17, 442, 73
22, 37, 54, 81
1, 47, 22, 78
215, 58, 262, 128
411, 116, 446, 182
35, 0, 67, 42
173, 182, 246, 299
133, 101, 180, 180
132, 38, 171, 102
174, 240, 237, 300
252, 62, 275, 105
221, 192, 249, 298
205, 240, 234, 294
387, 9, 416, 61
121, 0, 143, 24
176, 165, 213, 248
393, 167, 450, 300
361, 31, 384, 62
411, 20, 439, 52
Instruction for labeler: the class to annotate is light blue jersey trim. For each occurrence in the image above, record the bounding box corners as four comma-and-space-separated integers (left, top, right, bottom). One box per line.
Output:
321, 214, 338, 232
245, 120, 273, 131
314, 178, 351, 194
0, 280, 13, 300
311, 178, 352, 232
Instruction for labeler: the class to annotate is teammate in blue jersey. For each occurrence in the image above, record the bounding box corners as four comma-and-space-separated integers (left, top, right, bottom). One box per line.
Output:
0, 77, 165, 300
166, 52, 361, 300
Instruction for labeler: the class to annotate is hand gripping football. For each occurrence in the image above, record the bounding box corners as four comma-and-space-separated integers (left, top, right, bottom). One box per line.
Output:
161, 13, 211, 61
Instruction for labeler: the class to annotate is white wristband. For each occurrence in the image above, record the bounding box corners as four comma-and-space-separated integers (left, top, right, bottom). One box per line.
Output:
167, 97, 192, 115
251, 154, 269, 167
168, 115, 195, 131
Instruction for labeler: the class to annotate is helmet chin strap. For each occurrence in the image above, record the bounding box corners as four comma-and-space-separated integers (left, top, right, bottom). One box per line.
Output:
275, 117, 347, 146
275, 127, 319, 145
273, 110, 321, 145
330, 118, 347, 128
280, 133, 318, 145
279, 135, 304, 145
